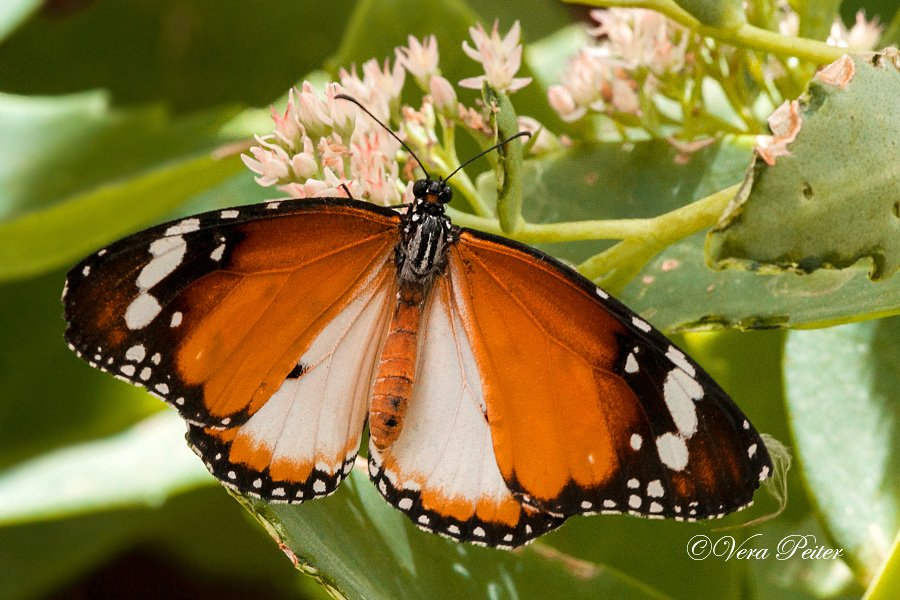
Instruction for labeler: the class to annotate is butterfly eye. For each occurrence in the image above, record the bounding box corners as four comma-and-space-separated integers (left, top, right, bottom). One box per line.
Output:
438, 185, 453, 204
413, 179, 428, 198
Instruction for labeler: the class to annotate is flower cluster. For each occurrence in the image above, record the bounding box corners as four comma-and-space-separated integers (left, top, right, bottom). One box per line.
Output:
548, 9, 692, 123
547, 6, 884, 150
242, 21, 537, 206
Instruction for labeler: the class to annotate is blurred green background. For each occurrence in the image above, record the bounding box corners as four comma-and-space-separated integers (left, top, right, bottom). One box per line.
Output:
1, 1, 899, 599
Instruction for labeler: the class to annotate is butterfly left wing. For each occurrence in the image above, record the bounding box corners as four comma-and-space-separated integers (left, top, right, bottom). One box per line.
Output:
63, 198, 401, 499
444, 229, 773, 522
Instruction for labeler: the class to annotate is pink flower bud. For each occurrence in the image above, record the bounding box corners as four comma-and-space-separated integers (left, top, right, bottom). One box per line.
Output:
429, 76, 457, 116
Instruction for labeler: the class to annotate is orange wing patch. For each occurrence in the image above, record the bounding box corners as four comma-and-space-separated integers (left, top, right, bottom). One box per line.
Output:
448, 230, 772, 520
368, 277, 565, 548
63, 199, 400, 428
187, 260, 397, 501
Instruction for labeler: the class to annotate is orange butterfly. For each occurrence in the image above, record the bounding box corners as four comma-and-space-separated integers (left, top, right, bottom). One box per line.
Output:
63, 100, 771, 549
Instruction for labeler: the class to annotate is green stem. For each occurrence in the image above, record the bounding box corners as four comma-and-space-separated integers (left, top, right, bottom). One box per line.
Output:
448, 183, 740, 293
565, 0, 845, 64
578, 183, 739, 290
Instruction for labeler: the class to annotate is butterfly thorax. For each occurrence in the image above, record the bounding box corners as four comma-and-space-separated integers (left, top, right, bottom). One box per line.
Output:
397, 179, 458, 286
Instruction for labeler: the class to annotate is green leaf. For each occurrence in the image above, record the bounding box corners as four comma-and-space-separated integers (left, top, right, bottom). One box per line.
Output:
621, 234, 900, 331
0, 0, 38, 43
674, 0, 746, 28
243, 478, 669, 600
864, 526, 900, 600
0, 487, 317, 600
784, 317, 900, 582
707, 51, 900, 282
0, 92, 244, 282
0, 270, 159, 472
0, 412, 212, 525
0, 0, 357, 112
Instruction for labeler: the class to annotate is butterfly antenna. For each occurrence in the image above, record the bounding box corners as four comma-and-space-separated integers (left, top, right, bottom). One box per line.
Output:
335, 94, 430, 180
445, 131, 531, 183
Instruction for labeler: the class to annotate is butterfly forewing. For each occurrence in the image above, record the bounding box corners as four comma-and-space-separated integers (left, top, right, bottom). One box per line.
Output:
446, 229, 772, 520
63, 199, 401, 429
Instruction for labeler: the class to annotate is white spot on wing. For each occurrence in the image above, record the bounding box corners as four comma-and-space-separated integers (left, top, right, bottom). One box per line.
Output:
748, 443, 757, 458
625, 352, 639, 374
656, 433, 689, 471
595, 287, 609, 299
663, 369, 703, 438
154, 383, 169, 395
164, 218, 200, 236
125, 294, 161, 329
82, 265, 90, 276
650, 502, 663, 513
138, 236, 187, 290
666, 346, 696, 376
632, 316, 652, 332
398, 498, 413, 510
629, 495, 642, 508
627, 478, 639, 489
630, 433, 643, 450
120, 364, 136, 377
125, 345, 146, 363
170, 312, 183, 327
603, 499, 616, 508
220, 210, 239, 219
139, 367, 152, 381
313, 480, 327, 493
210, 244, 225, 262
647, 480, 664, 497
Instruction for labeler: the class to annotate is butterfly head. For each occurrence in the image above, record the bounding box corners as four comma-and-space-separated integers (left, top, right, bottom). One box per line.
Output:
412, 178, 453, 206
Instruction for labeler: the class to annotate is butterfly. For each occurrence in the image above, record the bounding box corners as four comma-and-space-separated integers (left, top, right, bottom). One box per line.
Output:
63, 99, 772, 549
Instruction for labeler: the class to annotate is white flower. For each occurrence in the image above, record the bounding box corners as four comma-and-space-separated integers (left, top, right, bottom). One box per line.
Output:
241, 136, 290, 186
459, 20, 532, 93
397, 35, 440, 85
828, 10, 883, 50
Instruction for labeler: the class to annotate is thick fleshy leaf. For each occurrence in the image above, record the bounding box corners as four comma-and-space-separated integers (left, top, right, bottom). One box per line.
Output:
621, 234, 900, 332
784, 317, 900, 582
498, 136, 900, 332
0, 487, 317, 600
0, 92, 244, 281
0, 0, 38, 42
0, 412, 211, 524
0, 0, 356, 112
244, 480, 669, 600
674, 0, 746, 28
707, 51, 900, 282
0, 270, 160, 472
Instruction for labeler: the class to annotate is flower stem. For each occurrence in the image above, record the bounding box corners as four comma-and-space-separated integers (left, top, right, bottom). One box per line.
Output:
566, 0, 845, 64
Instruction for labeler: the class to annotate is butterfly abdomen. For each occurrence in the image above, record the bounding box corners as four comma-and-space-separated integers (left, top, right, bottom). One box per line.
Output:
369, 282, 425, 450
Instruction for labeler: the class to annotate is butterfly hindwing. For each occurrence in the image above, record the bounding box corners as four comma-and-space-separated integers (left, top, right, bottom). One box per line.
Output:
367, 276, 566, 547
446, 228, 772, 520
63, 198, 401, 430
186, 262, 397, 501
